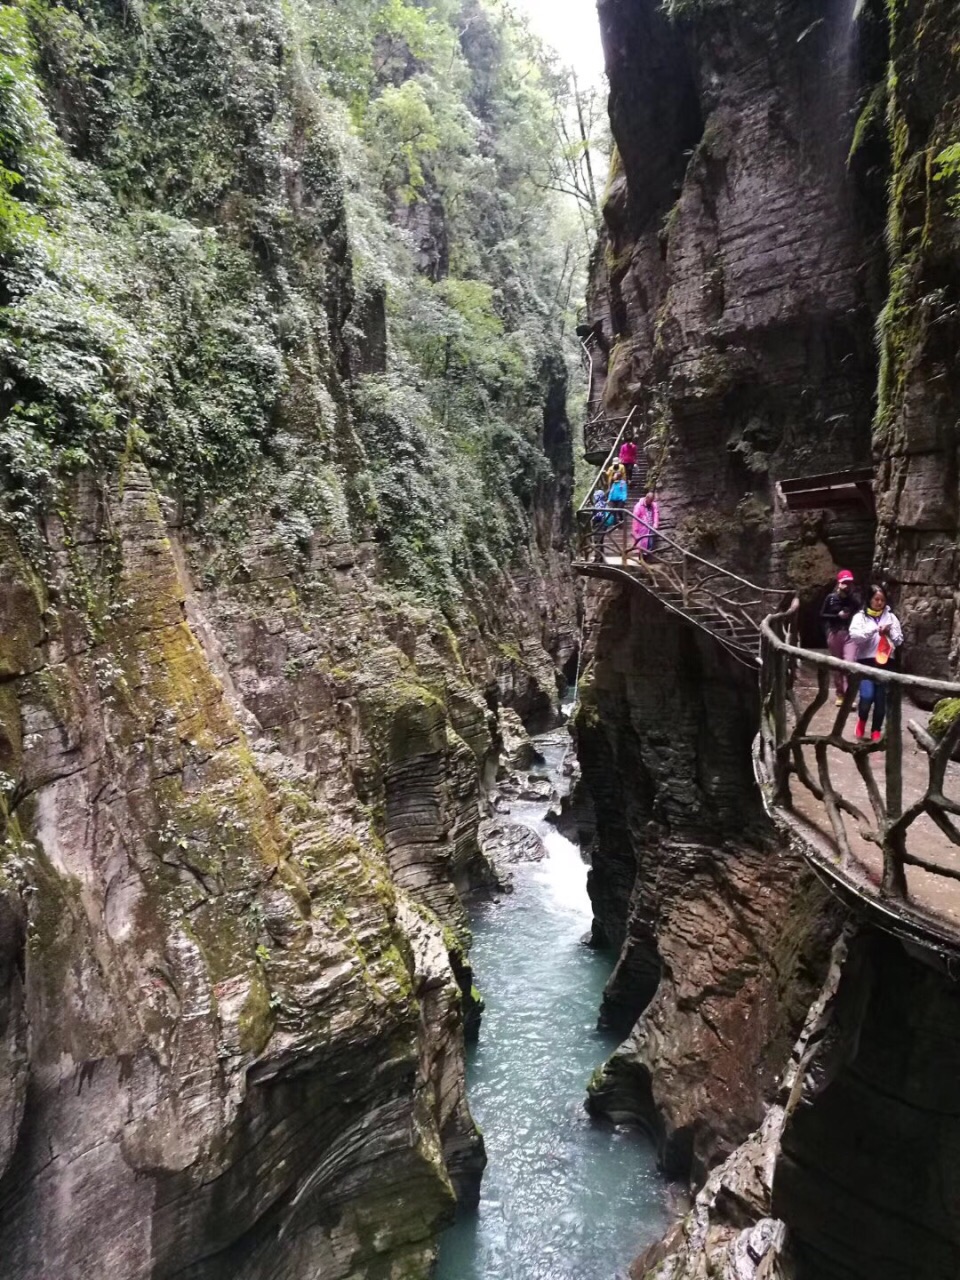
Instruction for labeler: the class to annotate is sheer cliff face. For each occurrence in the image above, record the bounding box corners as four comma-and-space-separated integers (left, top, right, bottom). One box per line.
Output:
577, 0, 885, 1186
593, 0, 884, 590
875, 0, 960, 680
581, 0, 960, 1275
0, 467, 508, 1279
577, 589, 840, 1182
0, 1, 577, 1275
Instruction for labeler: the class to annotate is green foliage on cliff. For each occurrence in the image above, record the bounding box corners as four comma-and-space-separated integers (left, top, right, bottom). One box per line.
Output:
933, 143, 960, 216
0, 0, 583, 604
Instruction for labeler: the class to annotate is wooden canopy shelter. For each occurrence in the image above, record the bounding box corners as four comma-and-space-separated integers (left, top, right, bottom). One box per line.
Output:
777, 467, 875, 514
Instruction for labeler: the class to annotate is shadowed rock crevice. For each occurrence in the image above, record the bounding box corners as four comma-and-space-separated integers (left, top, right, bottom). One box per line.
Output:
575, 586, 840, 1185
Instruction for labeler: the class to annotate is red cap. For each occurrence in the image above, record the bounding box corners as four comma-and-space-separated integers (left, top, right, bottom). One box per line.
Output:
837, 569, 854, 582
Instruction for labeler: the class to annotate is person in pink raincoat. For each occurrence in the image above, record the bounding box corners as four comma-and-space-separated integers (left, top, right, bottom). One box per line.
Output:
632, 491, 659, 557
618, 436, 638, 483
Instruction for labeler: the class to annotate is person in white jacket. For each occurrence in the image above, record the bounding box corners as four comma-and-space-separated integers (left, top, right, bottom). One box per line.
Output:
848, 584, 904, 741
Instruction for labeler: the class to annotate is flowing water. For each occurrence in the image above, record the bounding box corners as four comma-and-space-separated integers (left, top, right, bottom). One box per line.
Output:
435, 728, 669, 1280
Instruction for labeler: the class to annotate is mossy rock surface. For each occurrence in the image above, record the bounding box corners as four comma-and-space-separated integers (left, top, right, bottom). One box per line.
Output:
929, 698, 960, 741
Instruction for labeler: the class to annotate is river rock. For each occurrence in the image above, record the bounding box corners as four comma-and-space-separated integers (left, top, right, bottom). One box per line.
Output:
479, 819, 547, 868
497, 707, 542, 773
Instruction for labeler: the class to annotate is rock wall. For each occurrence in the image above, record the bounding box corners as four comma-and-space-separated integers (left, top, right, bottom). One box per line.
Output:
576, 587, 841, 1184
580, 2, 960, 1277
774, 929, 960, 1280
0, 1, 579, 1272
635, 926, 960, 1280
874, 0, 960, 681
592, 0, 885, 594
0, 449, 574, 1277
575, 0, 884, 1189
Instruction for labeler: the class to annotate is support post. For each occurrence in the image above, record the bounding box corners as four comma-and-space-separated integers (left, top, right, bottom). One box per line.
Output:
772, 649, 791, 806
882, 681, 906, 897
885, 680, 902, 820
682, 554, 689, 607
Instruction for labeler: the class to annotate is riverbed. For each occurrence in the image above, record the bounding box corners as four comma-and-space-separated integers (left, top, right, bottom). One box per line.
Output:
435, 730, 669, 1280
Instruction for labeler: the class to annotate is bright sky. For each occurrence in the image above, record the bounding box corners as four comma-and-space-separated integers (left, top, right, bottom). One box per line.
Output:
512, 0, 606, 86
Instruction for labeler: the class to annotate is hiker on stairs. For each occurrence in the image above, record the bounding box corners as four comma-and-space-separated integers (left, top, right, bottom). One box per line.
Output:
618, 435, 638, 483
590, 487, 610, 560
632, 491, 659, 559
608, 471, 628, 531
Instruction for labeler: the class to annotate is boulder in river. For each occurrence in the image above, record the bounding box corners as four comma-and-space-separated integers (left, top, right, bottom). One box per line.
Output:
479, 818, 547, 868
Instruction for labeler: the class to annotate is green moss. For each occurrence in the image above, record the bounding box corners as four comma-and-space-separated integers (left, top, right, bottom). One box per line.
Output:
0, 529, 47, 677
848, 81, 888, 165
600, 142, 623, 207
360, 677, 447, 763
238, 967, 275, 1056
603, 239, 634, 275
586, 1064, 607, 1095
929, 698, 960, 740
657, 200, 681, 250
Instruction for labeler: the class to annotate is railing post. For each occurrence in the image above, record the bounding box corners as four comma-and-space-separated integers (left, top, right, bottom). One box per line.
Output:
774, 649, 789, 800
885, 680, 902, 819
621, 505, 628, 566
882, 680, 907, 898
682, 554, 689, 607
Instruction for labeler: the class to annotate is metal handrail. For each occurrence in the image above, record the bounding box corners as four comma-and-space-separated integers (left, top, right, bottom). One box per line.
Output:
576, 505, 788, 603
761, 603, 960, 693
574, 506, 792, 667
577, 408, 638, 514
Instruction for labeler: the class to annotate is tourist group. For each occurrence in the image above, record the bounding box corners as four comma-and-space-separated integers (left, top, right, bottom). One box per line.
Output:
589, 434, 660, 560
820, 571, 903, 742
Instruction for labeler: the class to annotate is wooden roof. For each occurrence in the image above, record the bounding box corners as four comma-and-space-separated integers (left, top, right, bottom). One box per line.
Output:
777, 467, 874, 513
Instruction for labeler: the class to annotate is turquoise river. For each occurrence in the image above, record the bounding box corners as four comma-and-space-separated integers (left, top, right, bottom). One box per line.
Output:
435, 727, 670, 1280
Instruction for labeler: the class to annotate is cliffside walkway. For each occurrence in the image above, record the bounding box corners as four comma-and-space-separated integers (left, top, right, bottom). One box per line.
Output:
756, 603, 960, 955
571, 423, 960, 954
573, 419, 788, 666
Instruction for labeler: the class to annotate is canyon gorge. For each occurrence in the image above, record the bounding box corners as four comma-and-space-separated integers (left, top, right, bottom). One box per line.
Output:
1, 1, 960, 1279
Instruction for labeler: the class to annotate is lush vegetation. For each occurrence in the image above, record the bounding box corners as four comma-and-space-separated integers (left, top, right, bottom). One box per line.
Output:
0, 0, 593, 605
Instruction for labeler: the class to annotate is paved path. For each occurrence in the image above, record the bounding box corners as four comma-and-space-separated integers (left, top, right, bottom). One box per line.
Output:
787, 672, 960, 938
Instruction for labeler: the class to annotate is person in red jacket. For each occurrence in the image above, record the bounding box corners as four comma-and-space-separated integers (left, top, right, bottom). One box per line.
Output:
618, 435, 638, 483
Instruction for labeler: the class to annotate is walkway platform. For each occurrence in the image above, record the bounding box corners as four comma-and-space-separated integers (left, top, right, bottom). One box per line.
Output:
575, 413, 960, 957
779, 679, 960, 956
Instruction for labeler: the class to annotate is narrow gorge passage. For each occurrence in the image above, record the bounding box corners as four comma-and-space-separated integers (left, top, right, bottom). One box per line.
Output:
436, 727, 669, 1280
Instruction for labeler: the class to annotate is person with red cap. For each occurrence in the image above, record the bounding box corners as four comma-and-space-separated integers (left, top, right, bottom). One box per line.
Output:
821, 570, 862, 705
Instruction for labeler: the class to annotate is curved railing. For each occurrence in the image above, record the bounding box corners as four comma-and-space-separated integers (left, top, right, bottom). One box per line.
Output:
577, 409, 637, 517
757, 602, 960, 908
584, 414, 633, 461
575, 503, 789, 662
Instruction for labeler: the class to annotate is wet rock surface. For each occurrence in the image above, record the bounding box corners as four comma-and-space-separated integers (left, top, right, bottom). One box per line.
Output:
591, 0, 884, 603
478, 818, 548, 876
0, 465, 573, 1278
576, 588, 841, 1184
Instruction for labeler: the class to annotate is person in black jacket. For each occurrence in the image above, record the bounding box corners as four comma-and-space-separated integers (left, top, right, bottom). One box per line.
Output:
821, 569, 862, 706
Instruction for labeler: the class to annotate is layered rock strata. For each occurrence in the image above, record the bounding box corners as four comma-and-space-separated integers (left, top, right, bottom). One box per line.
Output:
637, 925, 960, 1280
577, 586, 841, 1182
0, 461, 571, 1277
592, 0, 885, 602
580, 0, 960, 1276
